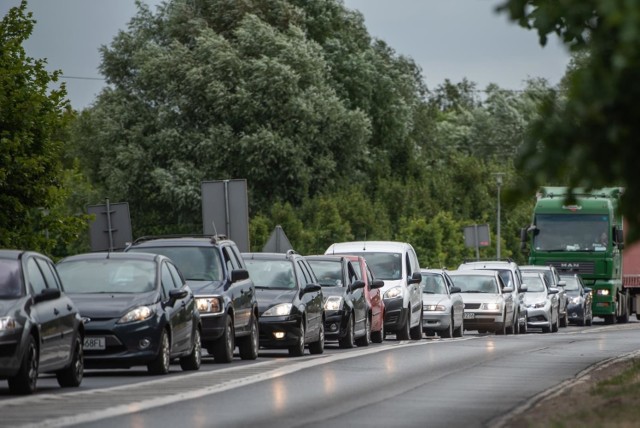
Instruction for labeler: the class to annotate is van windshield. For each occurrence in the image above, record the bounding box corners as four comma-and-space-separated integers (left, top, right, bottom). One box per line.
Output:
339, 252, 401, 281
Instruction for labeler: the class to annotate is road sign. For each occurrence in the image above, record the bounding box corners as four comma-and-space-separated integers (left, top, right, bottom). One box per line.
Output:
202, 179, 250, 252
87, 200, 132, 251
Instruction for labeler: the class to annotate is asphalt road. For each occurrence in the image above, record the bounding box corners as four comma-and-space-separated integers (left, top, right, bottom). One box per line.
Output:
2, 319, 640, 428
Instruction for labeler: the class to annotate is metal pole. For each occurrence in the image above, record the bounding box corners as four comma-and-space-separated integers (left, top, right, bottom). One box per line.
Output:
223, 180, 230, 238
474, 224, 480, 261
105, 198, 114, 252
495, 174, 504, 259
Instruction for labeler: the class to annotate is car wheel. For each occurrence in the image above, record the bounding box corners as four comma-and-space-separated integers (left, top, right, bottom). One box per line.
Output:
560, 309, 568, 327
148, 329, 171, 375
371, 317, 385, 343
441, 314, 453, 339
520, 315, 528, 334
289, 321, 305, 357
308, 320, 325, 355
56, 335, 84, 387
8, 335, 39, 395
453, 318, 464, 338
409, 311, 423, 340
339, 314, 356, 348
506, 312, 515, 335
238, 315, 259, 361
496, 313, 507, 335
396, 309, 411, 340
552, 310, 559, 332
211, 315, 235, 364
180, 328, 202, 371
356, 315, 371, 347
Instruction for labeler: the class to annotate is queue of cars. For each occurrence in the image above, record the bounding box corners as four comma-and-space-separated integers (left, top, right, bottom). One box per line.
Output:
1, 237, 597, 395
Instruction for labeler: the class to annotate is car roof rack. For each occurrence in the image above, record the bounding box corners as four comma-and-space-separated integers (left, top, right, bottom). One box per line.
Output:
462, 258, 515, 264
130, 234, 228, 245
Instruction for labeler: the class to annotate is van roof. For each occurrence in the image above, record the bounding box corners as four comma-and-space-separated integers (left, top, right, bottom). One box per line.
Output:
325, 241, 412, 254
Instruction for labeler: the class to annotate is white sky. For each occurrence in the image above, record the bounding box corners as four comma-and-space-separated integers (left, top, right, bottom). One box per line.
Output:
1, 0, 571, 110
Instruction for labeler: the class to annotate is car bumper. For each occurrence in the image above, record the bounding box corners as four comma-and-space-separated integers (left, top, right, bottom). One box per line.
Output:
259, 316, 302, 349
462, 310, 503, 331
526, 307, 551, 327
0, 330, 23, 377
566, 303, 586, 321
324, 310, 349, 341
422, 312, 451, 331
82, 318, 164, 368
200, 313, 228, 346
383, 298, 409, 332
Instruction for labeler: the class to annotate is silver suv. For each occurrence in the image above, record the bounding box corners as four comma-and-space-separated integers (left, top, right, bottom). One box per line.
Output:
457, 260, 527, 334
325, 241, 423, 340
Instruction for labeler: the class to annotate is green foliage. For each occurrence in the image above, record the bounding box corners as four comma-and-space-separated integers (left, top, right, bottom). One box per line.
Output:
498, 0, 640, 241
0, 1, 88, 257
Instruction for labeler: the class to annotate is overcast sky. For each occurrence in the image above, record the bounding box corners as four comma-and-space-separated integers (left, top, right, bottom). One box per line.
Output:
2, 0, 571, 110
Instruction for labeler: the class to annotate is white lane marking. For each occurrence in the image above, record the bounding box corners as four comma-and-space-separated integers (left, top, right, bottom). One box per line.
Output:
12, 337, 478, 428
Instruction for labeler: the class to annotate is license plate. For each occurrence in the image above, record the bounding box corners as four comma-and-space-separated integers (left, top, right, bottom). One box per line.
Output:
463, 312, 475, 319
84, 337, 106, 350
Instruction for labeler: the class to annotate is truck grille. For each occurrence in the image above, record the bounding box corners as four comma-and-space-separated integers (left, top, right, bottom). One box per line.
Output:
548, 261, 595, 275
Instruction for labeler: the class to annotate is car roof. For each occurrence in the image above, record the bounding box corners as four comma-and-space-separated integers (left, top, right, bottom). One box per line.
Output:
458, 260, 518, 270
242, 252, 298, 261
326, 241, 412, 253
306, 255, 347, 262
448, 269, 500, 277
421, 268, 448, 275
520, 265, 552, 271
0, 249, 25, 260
59, 252, 161, 263
129, 235, 234, 248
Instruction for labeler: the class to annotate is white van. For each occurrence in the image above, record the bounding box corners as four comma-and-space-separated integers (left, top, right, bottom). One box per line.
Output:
325, 241, 423, 340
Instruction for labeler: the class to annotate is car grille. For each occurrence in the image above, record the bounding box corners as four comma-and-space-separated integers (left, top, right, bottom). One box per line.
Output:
464, 303, 481, 310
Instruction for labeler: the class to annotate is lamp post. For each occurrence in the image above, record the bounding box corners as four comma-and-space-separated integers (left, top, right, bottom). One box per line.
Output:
493, 173, 505, 259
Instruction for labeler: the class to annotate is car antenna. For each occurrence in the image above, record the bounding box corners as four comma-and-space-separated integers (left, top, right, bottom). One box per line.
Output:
362, 231, 367, 251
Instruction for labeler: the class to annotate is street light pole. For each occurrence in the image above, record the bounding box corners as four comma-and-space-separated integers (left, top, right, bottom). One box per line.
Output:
494, 173, 504, 259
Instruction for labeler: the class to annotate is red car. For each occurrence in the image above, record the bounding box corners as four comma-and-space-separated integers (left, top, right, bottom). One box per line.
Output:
344, 255, 386, 342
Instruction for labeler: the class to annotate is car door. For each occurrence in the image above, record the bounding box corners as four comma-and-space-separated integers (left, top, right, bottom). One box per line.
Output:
406, 248, 422, 326
445, 272, 464, 328
160, 262, 189, 354
222, 245, 251, 333
167, 261, 194, 353
296, 259, 322, 340
24, 256, 65, 371
346, 261, 366, 333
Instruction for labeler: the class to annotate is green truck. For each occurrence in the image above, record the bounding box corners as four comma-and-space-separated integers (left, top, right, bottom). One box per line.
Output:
520, 186, 631, 324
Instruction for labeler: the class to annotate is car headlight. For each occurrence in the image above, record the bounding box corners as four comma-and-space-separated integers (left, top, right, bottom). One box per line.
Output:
384, 286, 403, 300
117, 306, 155, 324
597, 289, 610, 296
571, 297, 582, 304
481, 302, 501, 311
324, 296, 343, 311
533, 301, 547, 308
0, 316, 19, 331
263, 303, 293, 317
196, 296, 223, 314
423, 304, 446, 312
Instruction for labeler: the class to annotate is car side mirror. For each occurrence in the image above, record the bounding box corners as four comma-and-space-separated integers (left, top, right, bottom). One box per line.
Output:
408, 272, 422, 285
502, 287, 513, 294
520, 284, 528, 292
548, 288, 559, 295
33, 288, 61, 303
370, 279, 384, 289
302, 283, 322, 295
557, 280, 566, 287
450, 286, 461, 294
584, 287, 592, 294
231, 269, 249, 283
351, 280, 366, 290
167, 288, 188, 306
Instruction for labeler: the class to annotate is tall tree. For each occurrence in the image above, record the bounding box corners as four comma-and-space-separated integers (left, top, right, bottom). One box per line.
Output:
0, 1, 86, 255
498, 0, 640, 240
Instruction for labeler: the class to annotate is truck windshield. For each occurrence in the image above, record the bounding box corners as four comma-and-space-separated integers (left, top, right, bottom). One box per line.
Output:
533, 214, 609, 252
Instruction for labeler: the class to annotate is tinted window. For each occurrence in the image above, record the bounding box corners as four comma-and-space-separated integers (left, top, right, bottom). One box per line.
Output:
36, 258, 61, 291
307, 260, 343, 287
0, 259, 23, 298
167, 263, 184, 288
27, 258, 48, 295
298, 260, 315, 285
161, 263, 176, 297
450, 275, 499, 293
421, 274, 447, 294
245, 259, 295, 289
344, 252, 402, 280
58, 259, 156, 294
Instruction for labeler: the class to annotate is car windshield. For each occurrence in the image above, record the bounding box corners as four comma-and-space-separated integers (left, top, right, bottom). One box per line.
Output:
421, 274, 447, 294
0, 259, 23, 298
341, 252, 401, 280
450, 275, 499, 293
523, 275, 546, 292
245, 259, 295, 289
128, 246, 222, 281
308, 260, 343, 287
560, 276, 580, 291
57, 259, 156, 294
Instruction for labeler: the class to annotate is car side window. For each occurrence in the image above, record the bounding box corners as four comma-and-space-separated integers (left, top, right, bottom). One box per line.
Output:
26, 258, 48, 295
161, 263, 176, 298
229, 245, 245, 268
36, 258, 61, 291
294, 261, 306, 287
366, 265, 374, 284
167, 263, 184, 288
222, 247, 238, 274
347, 262, 358, 284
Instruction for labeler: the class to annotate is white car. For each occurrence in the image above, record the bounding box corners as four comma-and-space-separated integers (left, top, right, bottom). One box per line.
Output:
420, 269, 464, 338
522, 271, 560, 333
448, 270, 515, 335
325, 241, 423, 340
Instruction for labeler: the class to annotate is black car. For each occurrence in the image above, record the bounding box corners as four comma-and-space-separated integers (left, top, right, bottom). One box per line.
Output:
306, 255, 370, 347
243, 251, 324, 356
125, 235, 258, 363
0, 250, 84, 394
560, 274, 593, 326
57, 252, 201, 374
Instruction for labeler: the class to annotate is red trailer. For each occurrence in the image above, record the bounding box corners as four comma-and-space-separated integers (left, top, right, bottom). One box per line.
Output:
622, 220, 640, 316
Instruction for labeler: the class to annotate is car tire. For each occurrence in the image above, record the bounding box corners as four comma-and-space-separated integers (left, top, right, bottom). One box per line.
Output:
238, 315, 259, 361
147, 329, 171, 375
308, 320, 324, 355
396, 309, 411, 340
371, 317, 385, 343
356, 315, 371, 347
578, 316, 585, 326
441, 314, 453, 339
339, 314, 356, 349
409, 311, 423, 340
453, 318, 464, 338
56, 335, 84, 387
289, 321, 305, 357
8, 335, 39, 395
586, 311, 593, 326
211, 316, 235, 364
560, 309, 568, 327
506, 312, 515, 335
180, 328, 202, 371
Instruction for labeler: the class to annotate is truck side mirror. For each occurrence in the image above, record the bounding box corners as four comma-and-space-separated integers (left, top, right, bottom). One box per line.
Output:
615, 228, 625, 250
520, 228, 528, 251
